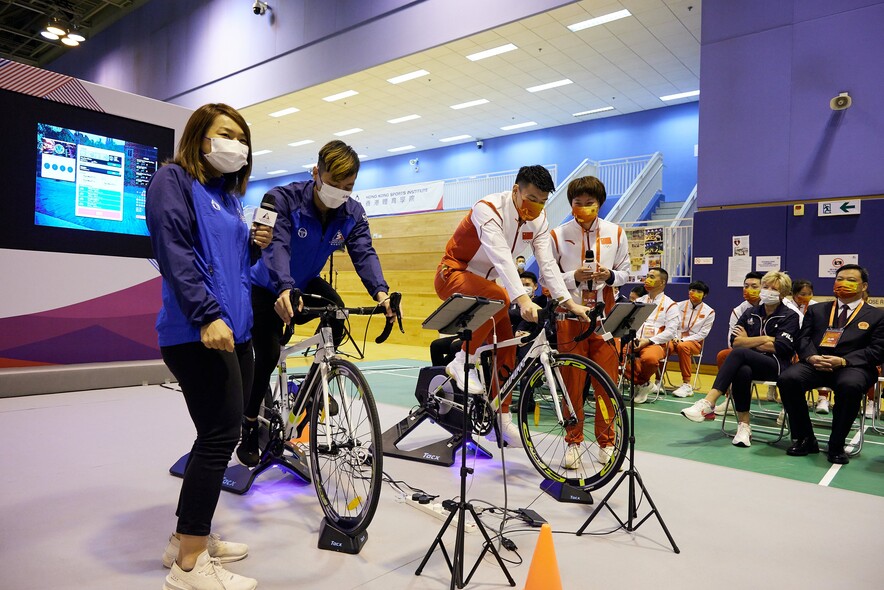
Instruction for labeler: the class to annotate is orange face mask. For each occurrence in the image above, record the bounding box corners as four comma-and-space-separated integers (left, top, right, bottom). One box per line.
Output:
517, 198, 544, 221
572, 204, 599, 224
743, 287, 760, 303
833, 279, 859, 299
793, 294, 812, 307
688, 292, 704, 305
644, 277, 658, 290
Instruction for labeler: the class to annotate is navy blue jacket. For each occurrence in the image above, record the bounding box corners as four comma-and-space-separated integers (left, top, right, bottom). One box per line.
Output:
251, 180, 388, 297
146, 164, 253, 346
733, 302, 800, 371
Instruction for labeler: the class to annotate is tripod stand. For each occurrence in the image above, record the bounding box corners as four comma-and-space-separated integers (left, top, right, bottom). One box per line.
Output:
415, 294, 515, 589
575, 303, 679, 553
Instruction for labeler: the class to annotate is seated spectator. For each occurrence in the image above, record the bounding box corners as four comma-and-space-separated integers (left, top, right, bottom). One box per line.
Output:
623, 267, 679, 404
629, 284, 647, 302
787, 279, 832, 414
779, 264, 884, 464
669, 280, 715, 398
681, 271, 799, 448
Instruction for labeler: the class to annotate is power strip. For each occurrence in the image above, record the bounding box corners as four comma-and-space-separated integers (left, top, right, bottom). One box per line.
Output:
403, 495, 478, 534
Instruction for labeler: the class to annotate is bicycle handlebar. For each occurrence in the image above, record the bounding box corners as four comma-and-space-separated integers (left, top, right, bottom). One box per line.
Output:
279, 289, 404, 345
517, 299, 606, 345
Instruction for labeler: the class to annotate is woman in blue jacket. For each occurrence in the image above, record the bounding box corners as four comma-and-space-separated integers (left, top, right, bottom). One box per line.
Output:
237, 140, 394, 466
146, 103, 270, 590
681, 271, 799, 448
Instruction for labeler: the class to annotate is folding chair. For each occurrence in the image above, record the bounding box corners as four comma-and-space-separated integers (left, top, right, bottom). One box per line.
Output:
618, 346, 667, 403
807, 387, 871, 457
873, 377, 884, 435
662, 340, 705, 392
720, 380, 788, 442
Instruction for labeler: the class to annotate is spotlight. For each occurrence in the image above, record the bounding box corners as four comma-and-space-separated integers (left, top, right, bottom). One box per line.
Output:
45, 17, 67, 37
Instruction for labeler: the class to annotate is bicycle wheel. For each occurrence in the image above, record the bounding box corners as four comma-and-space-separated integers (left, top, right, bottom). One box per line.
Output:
309, 358, 383, 535
517, 353, 628, 490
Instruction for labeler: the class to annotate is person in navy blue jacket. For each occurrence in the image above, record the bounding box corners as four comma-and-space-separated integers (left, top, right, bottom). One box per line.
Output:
146, 103, 269, 590
237, 140, 393, 466
681, 271, 799, 448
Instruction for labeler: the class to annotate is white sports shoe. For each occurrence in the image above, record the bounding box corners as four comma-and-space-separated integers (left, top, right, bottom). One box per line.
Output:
714, 398, 732, 416
732, 422, 752, 447
445, 350, 483, 394
815, 397, 830, 415
865, 400, 877, 419
776, 409, 785, 426
163, 534, 248, 569
632, 382, 654, 404
765, 385, 778, 402
163, 550, 256, 590
562, 444, 582, 469
681, 398, 713, 422
672, 383, 694, 398
597, 446, 613, 465
486, 412, 523, 448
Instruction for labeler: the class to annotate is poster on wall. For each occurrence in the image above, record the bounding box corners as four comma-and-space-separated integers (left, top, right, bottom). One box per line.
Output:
728, 256, 752, 286
818, 254, 858, 278
756, 256, 781, 272
732, 235, 750, 257
626, 229, 646, 271
352, 180, 443, 217
644, 227, 663, 269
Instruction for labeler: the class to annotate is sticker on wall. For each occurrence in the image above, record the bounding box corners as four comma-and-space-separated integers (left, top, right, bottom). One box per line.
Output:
818, 254, 858, 278
756, 256, 781, 272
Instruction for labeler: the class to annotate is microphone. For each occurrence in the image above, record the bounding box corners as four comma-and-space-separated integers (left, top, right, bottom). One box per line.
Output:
583, 249, 595, 289
253, 194, 278, 228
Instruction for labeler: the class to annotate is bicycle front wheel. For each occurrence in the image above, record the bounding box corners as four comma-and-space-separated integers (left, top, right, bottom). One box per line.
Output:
309, 358, 383, 535
517, 353, 628, 490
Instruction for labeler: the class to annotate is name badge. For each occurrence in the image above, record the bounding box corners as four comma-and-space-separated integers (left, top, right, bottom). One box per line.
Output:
642, 325, 657, 339
581, 289, 597, 305
819, 328, 843, 348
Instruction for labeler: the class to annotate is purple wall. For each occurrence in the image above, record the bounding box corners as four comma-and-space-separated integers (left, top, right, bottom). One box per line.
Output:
698, 0, 884, 207
47, 0, 573, 110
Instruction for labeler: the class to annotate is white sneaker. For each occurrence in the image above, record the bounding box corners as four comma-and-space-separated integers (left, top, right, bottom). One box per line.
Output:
163, 534, 248, 569
163, 550, 256, 590
681, 398, 713, 422
445, 350, 483, 394
562, 444, 582, 469
732, 422, 752, 447
486, 412, 523, 448
597, 446, 612, 465
865, 400, 876, 419
672, 383, 694, 398
766, 385, 778, 402
815, 397, 830, 415
776, 409, 785, 426
714, 398, 732, 416
632, 382, 654, 404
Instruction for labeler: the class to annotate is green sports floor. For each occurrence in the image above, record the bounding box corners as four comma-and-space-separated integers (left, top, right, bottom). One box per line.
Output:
349, 357, 884, 498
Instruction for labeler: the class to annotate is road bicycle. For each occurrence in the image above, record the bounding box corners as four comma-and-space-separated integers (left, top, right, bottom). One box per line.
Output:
422, 300, 628, 491
254, 289, 402, 537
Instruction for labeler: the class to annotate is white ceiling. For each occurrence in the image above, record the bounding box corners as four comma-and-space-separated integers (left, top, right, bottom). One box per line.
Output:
240, 0, 701, 181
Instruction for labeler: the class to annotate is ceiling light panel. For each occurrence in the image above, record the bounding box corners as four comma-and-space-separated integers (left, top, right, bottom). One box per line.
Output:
526, 79, 573, 93
567, 9, 632, 32
386, 69, 430, 84
323, 90, 359, 102
268, 107, 300, 117
466, 43, 518, 61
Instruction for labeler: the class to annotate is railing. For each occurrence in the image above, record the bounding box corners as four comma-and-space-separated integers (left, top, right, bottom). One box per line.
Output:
671, 185, 697, 227
441, 165, 557, 210
618, 218, 693, 282
604, 152, 664, 225
597, 153, 656, 197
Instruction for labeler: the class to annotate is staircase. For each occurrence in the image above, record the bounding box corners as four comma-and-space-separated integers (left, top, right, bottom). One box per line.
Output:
650, 200, 685, 222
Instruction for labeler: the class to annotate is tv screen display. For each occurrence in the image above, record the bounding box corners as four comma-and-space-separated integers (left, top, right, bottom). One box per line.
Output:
0, 88, 176, 258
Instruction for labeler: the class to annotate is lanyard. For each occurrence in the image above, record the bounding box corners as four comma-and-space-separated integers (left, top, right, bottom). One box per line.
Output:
682, 302, 704, 332
582, 222, 602, 271
827, 300, 863, 328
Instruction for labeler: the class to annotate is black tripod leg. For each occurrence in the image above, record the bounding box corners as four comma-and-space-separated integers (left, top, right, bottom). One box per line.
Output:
462, 504, 515, 587
628, 470, 681, 553
415, 507, 458, 575
575, 468, 629, 535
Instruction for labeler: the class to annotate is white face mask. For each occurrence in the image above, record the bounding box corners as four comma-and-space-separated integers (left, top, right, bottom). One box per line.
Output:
524, 285, 534, 296
317, 178, 351, 209
517, 262, 526, 272
760, 288, 780, 306
204, 137, 248, 173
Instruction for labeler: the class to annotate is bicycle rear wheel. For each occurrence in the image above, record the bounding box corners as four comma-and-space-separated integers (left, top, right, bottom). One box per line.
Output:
517, 353, 628, 490
309, 358, 383, 535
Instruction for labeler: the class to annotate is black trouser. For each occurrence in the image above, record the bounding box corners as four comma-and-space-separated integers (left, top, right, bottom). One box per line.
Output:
161, 340, 254, 537
246, 278, 345, 418
711, 347, 780, 413
430, 335, 461, 366
778, 362, 875, 450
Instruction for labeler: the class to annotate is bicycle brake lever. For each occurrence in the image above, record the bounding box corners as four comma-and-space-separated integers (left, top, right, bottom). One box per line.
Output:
279, 289, 302, 345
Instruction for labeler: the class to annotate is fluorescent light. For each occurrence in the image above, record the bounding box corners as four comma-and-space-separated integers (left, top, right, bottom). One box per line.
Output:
333, 128, 363, 137
269, 107, 300, 117
387, 114, 421, 124
660, 90, 700, 101
526, 79, 573, 93
439, 134, 472, 143
267, 169, 288, 175
500, 121, 537, 131
573, 106, 614, 117
287, 139, 314, 147
323, 90, 359, 102
301, 164, 315, 169
387, 69, 429, 84
251, 150, 272, 156
450, 98, 490, 110
567, 9, 632, 32
387, 145, 415, 153
466, 43, 518, 61
357, 154, 368, 159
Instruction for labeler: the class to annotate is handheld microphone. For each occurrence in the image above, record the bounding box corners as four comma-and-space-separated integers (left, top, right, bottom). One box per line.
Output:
253, 194, 278, 228
583, 249, 595, 288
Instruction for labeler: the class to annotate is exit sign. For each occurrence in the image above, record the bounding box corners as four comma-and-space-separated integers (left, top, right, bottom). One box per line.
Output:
818, 200, 861, 217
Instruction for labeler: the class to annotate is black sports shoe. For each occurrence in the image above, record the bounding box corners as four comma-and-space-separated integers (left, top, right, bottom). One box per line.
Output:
235, 418, 260, 467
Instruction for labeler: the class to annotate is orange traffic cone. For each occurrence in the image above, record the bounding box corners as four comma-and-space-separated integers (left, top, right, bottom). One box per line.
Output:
523, 523, 562, 590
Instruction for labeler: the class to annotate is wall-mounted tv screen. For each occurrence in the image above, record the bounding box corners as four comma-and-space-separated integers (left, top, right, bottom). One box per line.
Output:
0, 88, 175, 258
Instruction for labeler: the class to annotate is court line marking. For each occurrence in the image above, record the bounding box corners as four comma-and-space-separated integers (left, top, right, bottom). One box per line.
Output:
818, 426, 865, 487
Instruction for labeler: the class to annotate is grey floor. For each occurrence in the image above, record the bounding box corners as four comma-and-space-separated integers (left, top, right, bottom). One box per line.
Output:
1, 384, 881, 590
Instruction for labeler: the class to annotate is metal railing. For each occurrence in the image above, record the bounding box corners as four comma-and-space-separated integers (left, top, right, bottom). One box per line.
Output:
605, 152, 664, 224
441, 165, 557, 210
598, 153, 656, 197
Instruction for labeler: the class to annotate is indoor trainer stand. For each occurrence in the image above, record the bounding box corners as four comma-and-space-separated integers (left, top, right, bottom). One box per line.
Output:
415, 294, 515, 589
576, 302, 680, 553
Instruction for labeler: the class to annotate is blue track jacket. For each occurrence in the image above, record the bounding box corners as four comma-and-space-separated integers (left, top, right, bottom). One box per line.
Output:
146, 164, 253, 347
251, 180, 388, 297
732, 302, 800, 371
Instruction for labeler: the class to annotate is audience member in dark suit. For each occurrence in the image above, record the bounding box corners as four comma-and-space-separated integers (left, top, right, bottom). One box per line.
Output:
778, 264, 884, 464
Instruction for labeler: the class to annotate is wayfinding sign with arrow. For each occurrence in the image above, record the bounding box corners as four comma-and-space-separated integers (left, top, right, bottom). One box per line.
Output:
818, 200, 861, 217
